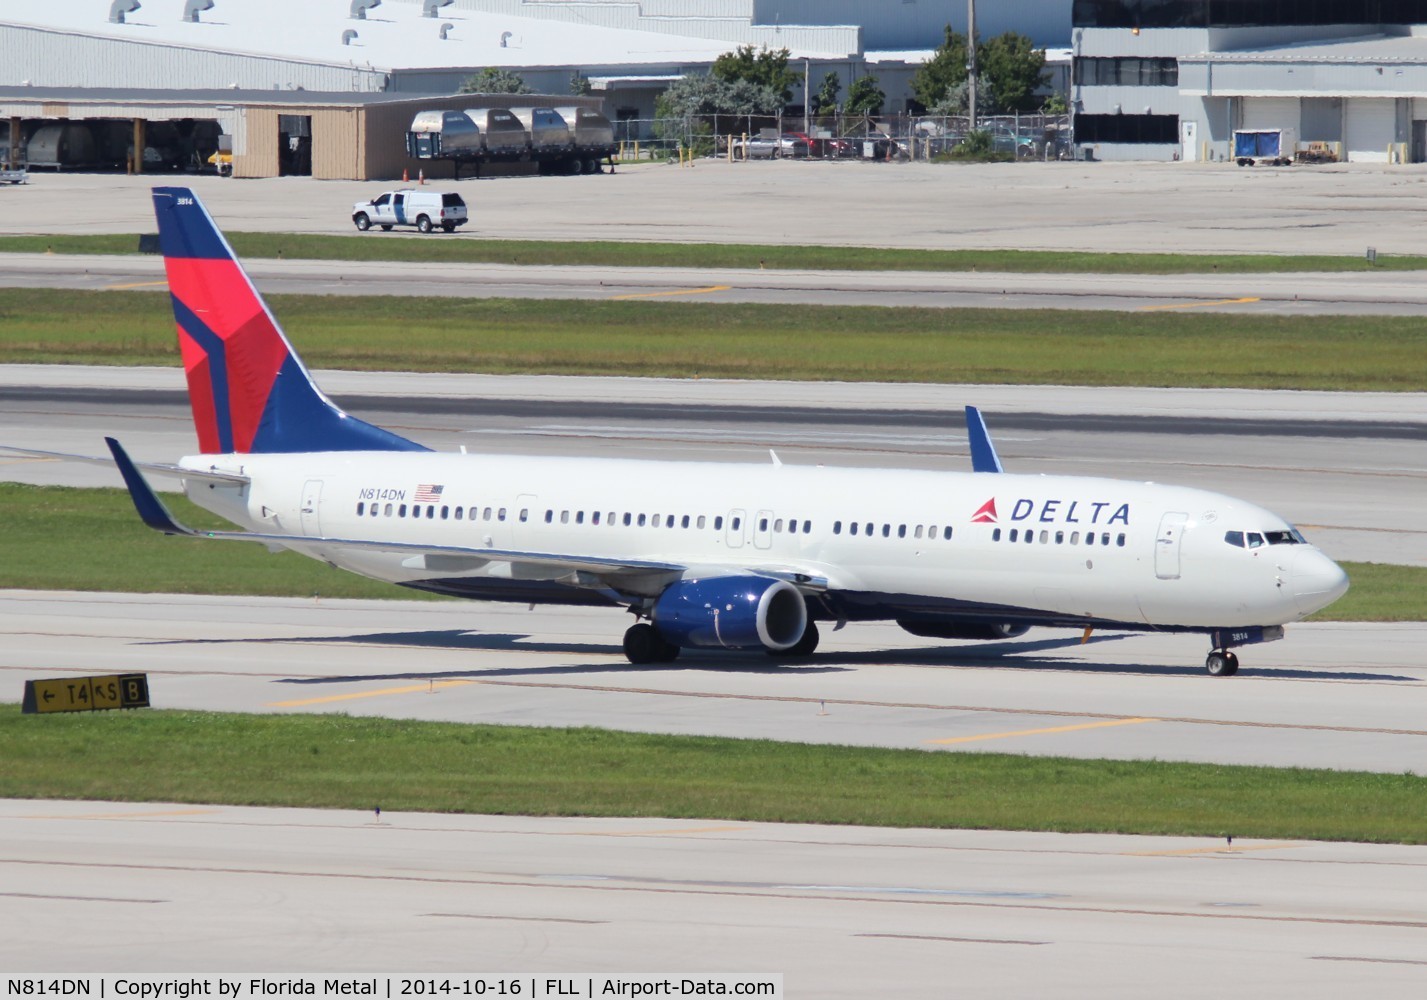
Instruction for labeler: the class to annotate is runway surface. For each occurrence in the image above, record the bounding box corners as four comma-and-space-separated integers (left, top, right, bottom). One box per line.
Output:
8, 251, 1427, 315
4, 800, 1427, 994
2, 366, 1422, 566
3, 591, 1424, 773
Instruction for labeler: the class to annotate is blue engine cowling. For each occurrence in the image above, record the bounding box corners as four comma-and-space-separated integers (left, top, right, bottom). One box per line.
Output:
652, 575, 807, 651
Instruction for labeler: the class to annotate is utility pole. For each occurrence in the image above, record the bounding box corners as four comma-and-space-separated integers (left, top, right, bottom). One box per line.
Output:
967, 0, 978, 130
804, 58, 810, 126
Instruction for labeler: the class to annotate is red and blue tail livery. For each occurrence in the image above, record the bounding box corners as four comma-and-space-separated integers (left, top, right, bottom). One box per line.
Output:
152, 186, 426, 455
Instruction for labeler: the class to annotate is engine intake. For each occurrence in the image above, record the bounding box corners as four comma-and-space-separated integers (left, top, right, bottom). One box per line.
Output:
653, 575, 807, 651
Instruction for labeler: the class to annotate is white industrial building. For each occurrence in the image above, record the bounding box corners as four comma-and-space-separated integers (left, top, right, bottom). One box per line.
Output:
1073, 1, 1427, 163
0, 0, 1078, 178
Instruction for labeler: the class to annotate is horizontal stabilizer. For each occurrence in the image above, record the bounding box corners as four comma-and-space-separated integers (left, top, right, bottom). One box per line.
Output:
0, 443, 249, 485
965, 406, 1004, 473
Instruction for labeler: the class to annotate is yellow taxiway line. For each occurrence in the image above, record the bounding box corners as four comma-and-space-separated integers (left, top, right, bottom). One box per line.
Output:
1138, 296, 1261, 311
103, 280, 169, 291
268, 679, 475, 708
927, 717, 1159, 745
609, 284, 731, 301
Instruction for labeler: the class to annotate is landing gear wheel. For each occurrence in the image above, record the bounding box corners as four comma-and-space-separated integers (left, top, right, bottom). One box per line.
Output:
623, 623, 679, 664
770, 621, 820, 658
353, 213, 370, 231
1206, 651, 1240, 677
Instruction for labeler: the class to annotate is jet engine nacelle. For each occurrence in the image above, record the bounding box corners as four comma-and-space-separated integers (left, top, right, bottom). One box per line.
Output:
652, 576, 807, 651
897, 620, 1031, 641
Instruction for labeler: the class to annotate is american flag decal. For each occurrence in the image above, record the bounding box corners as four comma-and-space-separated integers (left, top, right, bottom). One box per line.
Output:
414, 484, 445, 503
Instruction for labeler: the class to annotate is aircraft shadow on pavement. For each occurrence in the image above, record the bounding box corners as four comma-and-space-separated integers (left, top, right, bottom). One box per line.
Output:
145, 628, 1412, 684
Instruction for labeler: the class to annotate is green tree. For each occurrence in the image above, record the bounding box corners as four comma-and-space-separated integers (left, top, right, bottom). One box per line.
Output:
711, 44, 798, 105
813, 71, 841, 116
979, 32, 1046, 113
458, 68, 531, 95
845, 75, 885, 117
656, 74, 781, 118
569, 71, 593, 96
910, 25, 970, 110
1041, 91, 1068, 115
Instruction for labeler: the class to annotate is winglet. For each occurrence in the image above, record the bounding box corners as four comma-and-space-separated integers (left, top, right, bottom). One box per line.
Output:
105, 437, 198, 536
965, 406, 1004, 473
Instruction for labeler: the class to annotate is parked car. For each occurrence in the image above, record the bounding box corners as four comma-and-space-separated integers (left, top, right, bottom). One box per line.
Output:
777, 133, 813, 157
352, 189, 467, 233
732, 134, 783, 159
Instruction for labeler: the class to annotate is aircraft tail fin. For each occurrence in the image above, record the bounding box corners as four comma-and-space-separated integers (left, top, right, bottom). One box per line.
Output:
151, 187, 427, 455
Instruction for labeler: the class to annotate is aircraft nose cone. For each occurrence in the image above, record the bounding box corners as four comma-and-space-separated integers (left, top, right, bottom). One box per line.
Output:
1292, 549, 1350, 616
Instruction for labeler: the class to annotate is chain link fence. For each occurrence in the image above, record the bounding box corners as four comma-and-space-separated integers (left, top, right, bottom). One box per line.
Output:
614, 113, 1073, 161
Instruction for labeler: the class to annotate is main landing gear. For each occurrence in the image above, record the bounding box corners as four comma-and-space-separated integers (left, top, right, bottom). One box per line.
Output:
623, 623, 680, 664
768, 620, 820, 659
620, 620, 821, 664
1205, 650, 1240, 677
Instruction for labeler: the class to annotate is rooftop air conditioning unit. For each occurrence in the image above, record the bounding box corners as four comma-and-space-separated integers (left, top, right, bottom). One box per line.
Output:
424, 0, 454, 17
350, 0, 380, 19
109, 0, 141, 24
183, 0, 214, 23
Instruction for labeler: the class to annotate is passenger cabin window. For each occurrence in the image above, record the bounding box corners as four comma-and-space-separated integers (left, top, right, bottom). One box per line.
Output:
834, 521, 842, 534
398, 504, 407, 517
943, 527, 953, 540
356, 502, 365, 516
455, 507, 463, 521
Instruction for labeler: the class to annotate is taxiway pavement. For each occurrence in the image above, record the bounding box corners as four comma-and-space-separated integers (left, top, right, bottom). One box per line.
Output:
2, 591, 1423, 773
4, 800, 1427, 996
7, 251, 1427, 315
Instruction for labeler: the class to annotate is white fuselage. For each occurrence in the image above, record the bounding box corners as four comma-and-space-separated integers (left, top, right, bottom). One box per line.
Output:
180, 450, 1348, 632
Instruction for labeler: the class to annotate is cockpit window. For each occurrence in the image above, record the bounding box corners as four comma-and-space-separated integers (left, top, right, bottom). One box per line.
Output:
1265, 529, 1305, 545
1246, 532, 1265, 548
1224, 530, 1244, 547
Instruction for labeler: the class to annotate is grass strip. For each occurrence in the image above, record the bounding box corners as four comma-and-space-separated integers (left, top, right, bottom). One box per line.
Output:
3, 233, 1427, 274
1, 288, 1424, 391
0, 483, 1417, 620
1, 708, 1423, 842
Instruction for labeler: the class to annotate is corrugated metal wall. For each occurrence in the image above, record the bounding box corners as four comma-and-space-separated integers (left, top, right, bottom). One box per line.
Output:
235, 109, 281, 178
0, 24, 386, 92
313, 109, 362, 181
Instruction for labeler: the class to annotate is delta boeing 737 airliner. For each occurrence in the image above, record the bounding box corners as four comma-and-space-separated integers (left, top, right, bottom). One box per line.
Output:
15, 188, 1350, 675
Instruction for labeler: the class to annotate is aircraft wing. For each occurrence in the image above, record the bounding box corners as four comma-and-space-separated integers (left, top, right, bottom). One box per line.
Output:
0, 444, 250, 485
105, 437, 829, 600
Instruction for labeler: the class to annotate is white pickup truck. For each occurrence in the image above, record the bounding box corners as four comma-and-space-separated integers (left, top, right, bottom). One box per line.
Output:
0, 168, 26, 185
352, 189, 467, 233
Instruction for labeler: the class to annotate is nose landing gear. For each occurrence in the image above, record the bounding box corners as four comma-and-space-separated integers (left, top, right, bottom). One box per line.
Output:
1206, 650, 1240, 677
